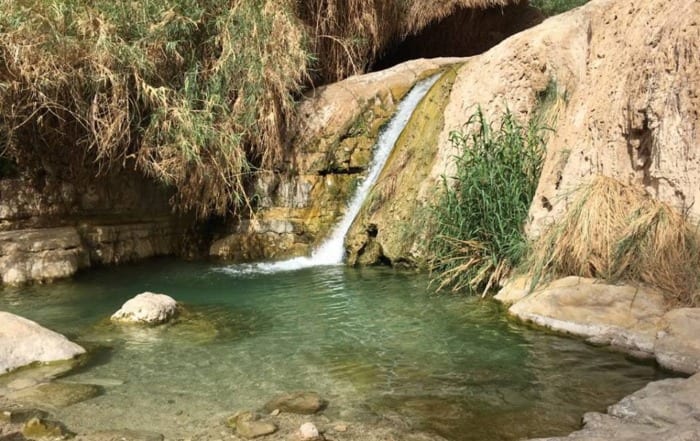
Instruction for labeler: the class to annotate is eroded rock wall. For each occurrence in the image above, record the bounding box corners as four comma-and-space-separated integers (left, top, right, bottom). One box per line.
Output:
209, 58, 464, 262
0, 170, 188, 285
346, 0, 700, 265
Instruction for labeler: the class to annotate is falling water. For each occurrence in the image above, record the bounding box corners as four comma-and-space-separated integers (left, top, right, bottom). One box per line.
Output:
223, 73, 441, 274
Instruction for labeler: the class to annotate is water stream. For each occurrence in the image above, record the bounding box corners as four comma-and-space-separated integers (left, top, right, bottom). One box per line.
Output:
223, 74, 441, 274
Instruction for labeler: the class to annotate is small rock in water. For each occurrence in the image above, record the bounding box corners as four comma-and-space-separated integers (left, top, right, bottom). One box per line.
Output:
21, 417, 72, 439
110, 292, 178, 325
333, 423, 348, 433
270, 409, 280, 416
264, 391, 327, 415
299, 422, 320, 440
0, 408, 48, 424
226, 411, 277, 439
8, 382, 102, 408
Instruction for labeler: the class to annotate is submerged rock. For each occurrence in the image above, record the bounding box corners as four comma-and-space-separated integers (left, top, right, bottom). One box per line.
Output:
264, 392, 327, 415
0, 311, 86, 375
299, 422, 320, 440
0, 408, 48, 424
8, 382, 102, 408
110, 292, 178, 325
227, 411, 277, 439
21, 417, 72, 439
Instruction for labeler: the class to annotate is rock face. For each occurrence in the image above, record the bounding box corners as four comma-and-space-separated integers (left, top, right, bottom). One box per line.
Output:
528, 373, 700, 441
654, 308, 700, 374
0, 311, 85, 374
209, 58, 464, 262
110, 293, 179, 325
342, 0, 700, 265
0, 171, 188, 285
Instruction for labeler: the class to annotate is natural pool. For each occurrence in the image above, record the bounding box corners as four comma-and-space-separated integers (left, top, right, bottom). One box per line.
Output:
0, 259, 669, 440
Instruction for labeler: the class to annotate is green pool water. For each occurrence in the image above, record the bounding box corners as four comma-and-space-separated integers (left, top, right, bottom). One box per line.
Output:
0, 259, 668, 440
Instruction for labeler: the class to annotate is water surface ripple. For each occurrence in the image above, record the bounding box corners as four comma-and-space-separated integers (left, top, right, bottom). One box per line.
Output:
0, 261, 668, 440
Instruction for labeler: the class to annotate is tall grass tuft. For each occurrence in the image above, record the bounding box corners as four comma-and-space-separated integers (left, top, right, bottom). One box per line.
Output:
428, 108, 546, 296
528, 176, 700, 306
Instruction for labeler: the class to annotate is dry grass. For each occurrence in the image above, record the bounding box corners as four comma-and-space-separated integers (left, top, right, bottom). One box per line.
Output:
0, 0, 519, 217
529, 176, 700, 305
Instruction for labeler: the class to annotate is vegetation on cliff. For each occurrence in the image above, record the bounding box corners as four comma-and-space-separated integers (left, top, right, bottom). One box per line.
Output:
530, 0, 589, 16
0, 0, 512, 217
428, 108, 545, 295
528, 176, 700, 306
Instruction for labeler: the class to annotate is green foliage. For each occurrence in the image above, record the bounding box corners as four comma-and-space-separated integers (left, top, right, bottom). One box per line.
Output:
530, 0, 590, 16
428, 108, 545, 295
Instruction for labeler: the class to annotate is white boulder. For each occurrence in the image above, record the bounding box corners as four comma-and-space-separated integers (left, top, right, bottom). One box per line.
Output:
111, 292, 178, 325
299, 422, 320, 440
0, 311, 85, 375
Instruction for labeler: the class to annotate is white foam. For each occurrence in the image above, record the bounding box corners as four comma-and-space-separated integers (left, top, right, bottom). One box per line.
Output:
220, 74, 441, 275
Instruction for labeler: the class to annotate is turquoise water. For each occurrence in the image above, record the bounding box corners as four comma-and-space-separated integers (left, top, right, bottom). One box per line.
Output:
0, 259, 667, 440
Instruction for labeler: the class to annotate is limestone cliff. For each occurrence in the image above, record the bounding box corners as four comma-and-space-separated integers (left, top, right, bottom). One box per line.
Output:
347, 0, 700, 265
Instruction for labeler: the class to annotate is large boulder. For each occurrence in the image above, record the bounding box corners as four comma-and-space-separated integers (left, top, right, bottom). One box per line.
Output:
654, 308, 700, 374
0, 311, 85, 375
504, 277, 667, 356
110, 292, 178, 325
527, 373, 700, 441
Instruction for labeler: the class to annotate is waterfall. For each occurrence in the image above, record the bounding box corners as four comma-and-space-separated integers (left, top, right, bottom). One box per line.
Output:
223, 73, 441, 274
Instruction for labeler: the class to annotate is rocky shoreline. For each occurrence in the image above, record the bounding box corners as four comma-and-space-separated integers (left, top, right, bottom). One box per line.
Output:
2, 281, 700, 441
496, 276, 700, 441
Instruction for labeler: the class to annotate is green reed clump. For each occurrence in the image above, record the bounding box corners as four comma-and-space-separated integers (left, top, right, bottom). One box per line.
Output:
428, 108, 545, 295
530, 0, 590, 16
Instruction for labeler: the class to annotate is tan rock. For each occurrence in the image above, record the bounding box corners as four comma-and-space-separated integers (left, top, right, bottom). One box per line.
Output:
654, 308, 700, 374
110, 292, 178, 325
0, 312, 86, 374
493, 275, 532, 305
264, 392, 327, 415
507, 277, 666, 354
528, 373, 700, 440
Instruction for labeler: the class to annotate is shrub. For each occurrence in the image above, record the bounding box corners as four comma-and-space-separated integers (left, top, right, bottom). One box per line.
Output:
528, 176, 700, 306
529, 0, 590, 17
428, 108, 546, 295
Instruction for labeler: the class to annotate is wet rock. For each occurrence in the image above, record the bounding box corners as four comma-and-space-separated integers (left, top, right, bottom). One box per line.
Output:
332, 423, 348, 433
227, 411, 277, 439
654, 308, 700, 374
527, 373, 700, 441
299, 422, 320, 440
110, 293, 178, 325
21, 417, 72, 439
8, 382, 102, 408
504, 277, 666, 355
264, 392, 326, 415
0, 408, 48, 424
0, 312, 86, 375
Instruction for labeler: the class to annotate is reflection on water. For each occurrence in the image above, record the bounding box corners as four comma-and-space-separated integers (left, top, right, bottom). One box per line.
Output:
0, 259, 669, 440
